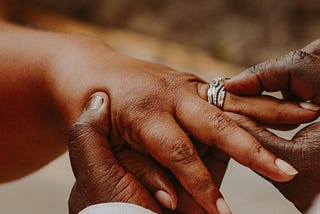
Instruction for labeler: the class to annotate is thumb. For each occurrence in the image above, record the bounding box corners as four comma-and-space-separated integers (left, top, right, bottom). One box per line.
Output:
68, 92, 161, 213
68, 92, 111, 179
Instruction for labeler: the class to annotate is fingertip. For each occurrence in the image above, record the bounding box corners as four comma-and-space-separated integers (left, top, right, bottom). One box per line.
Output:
79, 91, 111, 133
154, 190, 176, 210
251, 150, 298, 182
275, 159, 298, 176
84, 94, 104, 112
299, 102, 320, 112
84, 92, 110, 113
216, 198, 232, 214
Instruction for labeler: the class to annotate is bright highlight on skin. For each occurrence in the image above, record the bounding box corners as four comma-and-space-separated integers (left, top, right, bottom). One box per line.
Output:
275, 159, 298, 176
154, 190, 174, 210
216, 198, 232, 214
299, 102, 320, 111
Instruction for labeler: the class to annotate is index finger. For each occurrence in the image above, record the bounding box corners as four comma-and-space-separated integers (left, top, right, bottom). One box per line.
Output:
225, 50, 320, 99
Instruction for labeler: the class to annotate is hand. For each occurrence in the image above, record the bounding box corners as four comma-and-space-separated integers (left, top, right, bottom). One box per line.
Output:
225, 39, 320, 105
50, 36, 316, 213
0, 21, 301, 212
68, 92, 176, 213
68, 92, 230, 214
227, 112, 320, 213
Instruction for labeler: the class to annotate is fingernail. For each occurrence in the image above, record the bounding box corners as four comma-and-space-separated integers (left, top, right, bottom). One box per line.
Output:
154, 190, 174, 210
275, 158, 298, 176
216, 198, 232, 214
299, 102, 320, 111
85, 95, 103, 111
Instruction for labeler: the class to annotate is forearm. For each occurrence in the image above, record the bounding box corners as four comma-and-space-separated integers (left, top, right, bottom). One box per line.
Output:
0, 21, 95, 182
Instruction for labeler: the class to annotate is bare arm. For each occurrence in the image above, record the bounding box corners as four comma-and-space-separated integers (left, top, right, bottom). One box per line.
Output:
0, 20, 311, 213
0, 21, 70, 181
0, 20, 108, 181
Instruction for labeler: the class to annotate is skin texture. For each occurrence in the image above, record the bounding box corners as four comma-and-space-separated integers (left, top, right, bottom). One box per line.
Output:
225, 39, 320, 212
225, 39, 320, 103
69, 92, 319, 213
68, 92, 230, 214
50, 37, 313, 213
0, 20, 318, 213
227, 112, 320, 213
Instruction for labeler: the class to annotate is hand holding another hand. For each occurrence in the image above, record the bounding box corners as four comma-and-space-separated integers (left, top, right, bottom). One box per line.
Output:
227, 112, 320, 212
225, 39, 320, 212
54, 36, 315, 213
68, 92, 230, 214
65, 36, 320, 214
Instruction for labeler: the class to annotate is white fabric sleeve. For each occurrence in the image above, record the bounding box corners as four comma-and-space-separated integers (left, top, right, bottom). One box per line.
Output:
79, 202, 157, 214
307, 194, 320, 214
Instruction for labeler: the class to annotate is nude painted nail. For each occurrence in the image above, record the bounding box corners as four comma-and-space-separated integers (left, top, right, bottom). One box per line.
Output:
275, 159, 298, 176
216, 198, 232, 214
155, 190, 174, 210
85, 95, 103, 111
299, 102, 320, 111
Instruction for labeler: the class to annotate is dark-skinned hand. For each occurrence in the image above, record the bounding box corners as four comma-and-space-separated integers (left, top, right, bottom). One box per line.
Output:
53, 34, 320, 213
225, 39, 320, 105
227, 112, 320, 213
68, 92, 230, 214
224, 40, 320, 212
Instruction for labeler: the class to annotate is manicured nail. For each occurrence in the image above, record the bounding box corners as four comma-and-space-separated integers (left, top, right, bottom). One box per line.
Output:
275, 159, 298, 176
216, 198, 232, 214
154, 190, 174, 210
85, 95, 103, 111
299, 102, 320, 111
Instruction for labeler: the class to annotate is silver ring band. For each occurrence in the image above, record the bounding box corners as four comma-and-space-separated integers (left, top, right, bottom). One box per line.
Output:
207, 77, 226, 109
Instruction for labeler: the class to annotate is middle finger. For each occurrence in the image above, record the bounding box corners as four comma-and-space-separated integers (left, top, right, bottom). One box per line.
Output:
175, 90, 298, 182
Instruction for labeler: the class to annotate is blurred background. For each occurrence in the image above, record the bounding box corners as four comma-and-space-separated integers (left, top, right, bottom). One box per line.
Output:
1, 0, 320, 213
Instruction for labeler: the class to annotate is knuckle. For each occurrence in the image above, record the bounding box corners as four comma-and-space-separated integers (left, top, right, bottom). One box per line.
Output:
109, 173, 139, 202
69, 122, 94, 145
287, 49, 320, 75
85, 162, 125, 192
248, 64, 259, 74
68, 122, 104, 147
289, 50, 320, 66
247, 143, 264, 168
168, 139, 197, 166
290, 50, 308, 62
180, 71, 204, 82
191, 179, 217, 196
208, 112, 235, 135
116, 98, 162, 141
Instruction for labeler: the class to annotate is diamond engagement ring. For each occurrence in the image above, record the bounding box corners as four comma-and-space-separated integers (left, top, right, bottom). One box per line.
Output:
207, 77, 226, 109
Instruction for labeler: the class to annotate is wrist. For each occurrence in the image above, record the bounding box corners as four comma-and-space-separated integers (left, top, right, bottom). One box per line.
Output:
44, 34, 115, 126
